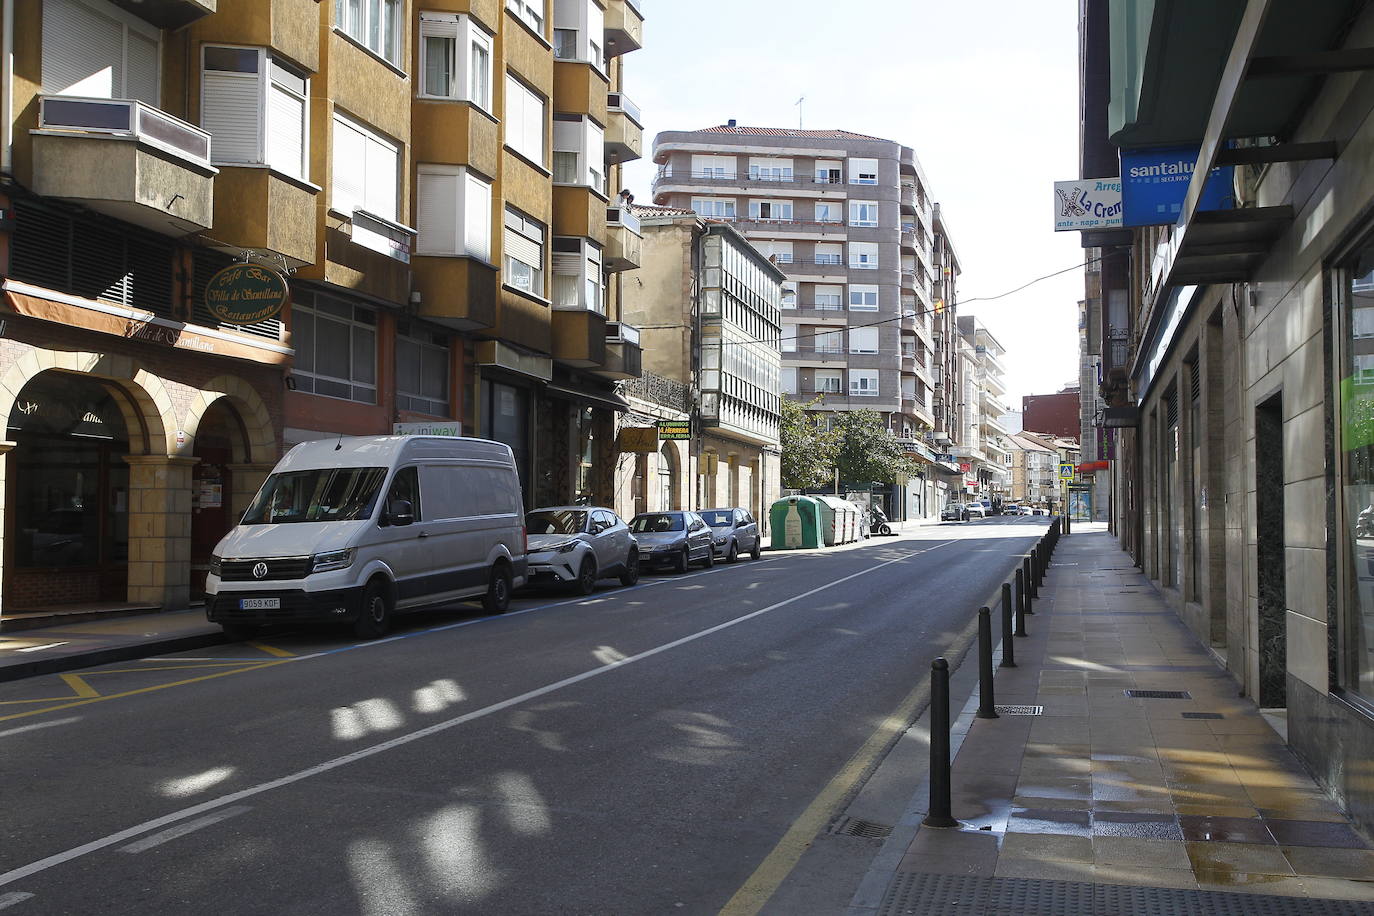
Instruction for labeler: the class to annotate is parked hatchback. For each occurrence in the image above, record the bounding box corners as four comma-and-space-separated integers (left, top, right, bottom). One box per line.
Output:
699, 507, 762, 562
628, 511, 715, 572
941, 503, 967, 522
524, 506, 639, 595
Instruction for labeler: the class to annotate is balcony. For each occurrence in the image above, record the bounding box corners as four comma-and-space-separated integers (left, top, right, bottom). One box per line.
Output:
901, 271, 917, 291
605, 92, 643, 163
115, 0, 215, 28
553, 185, 609, 238
605, 206, 642, 272
31, 95, 215, 236
900, 226, 918, 253
604, 0, 644, 57
552, 308, 608, 368
900, 183, 916, 213
592, 321, 642, 379
412, 257, 498, 332
552, 59, 609, 122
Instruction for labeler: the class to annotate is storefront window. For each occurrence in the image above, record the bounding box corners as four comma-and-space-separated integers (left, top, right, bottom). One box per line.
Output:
575, 407, 594, 503
7, 374, 129, 572
1340, 247, 1374, 698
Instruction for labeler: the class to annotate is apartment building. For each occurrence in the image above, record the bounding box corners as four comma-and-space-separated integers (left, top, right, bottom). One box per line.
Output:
0, 0, 646, 614
954, 314, 1011, 500
650, 124, 960, 519
616, 207, 784, 524
1007, 431, 1057, 509
1077, 0, 1374, 834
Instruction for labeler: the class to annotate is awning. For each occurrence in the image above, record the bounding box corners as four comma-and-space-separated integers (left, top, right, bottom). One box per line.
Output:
543, 382, 631, 413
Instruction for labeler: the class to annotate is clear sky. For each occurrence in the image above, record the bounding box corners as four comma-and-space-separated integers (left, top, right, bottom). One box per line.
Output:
620, 0, 1086, 407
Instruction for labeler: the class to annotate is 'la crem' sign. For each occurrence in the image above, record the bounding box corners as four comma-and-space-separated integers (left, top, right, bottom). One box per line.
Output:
1053, 179, 1123, 231
204, 263, 289, 325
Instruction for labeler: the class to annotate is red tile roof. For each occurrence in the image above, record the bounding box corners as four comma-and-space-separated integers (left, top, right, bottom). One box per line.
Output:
694, 125, 891, 141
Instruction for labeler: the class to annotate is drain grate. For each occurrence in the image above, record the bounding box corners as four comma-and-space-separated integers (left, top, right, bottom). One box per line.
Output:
995, 705, 1044, 716
1125, 689, 1192, 699
1182, 711, 1224, 719
831, 816, 893, 839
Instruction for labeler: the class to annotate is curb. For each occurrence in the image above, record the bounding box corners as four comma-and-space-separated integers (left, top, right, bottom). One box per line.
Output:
0, 632, 230, 684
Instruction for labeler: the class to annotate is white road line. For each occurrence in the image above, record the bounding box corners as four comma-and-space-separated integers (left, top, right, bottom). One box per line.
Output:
118, 806, 252, 854
0, 892, 33, 910
0, 539, 957, 890
0, 717, 81, 739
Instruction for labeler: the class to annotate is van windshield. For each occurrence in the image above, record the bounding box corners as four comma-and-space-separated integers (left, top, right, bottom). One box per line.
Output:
242, 467, 388, 524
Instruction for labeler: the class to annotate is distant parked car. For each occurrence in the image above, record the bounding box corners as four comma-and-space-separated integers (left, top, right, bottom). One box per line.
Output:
699, 507, 762, 562
524, 506, 639, 594
966, 503, 988, 519
1004, 504, 1022, 516
629, 511, 715, 572
941, 503, 968, 522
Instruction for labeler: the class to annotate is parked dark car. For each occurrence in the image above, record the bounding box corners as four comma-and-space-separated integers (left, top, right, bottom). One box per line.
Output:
699, 507, 762, 562
941, 503, 968, 522
628, 511, 715, 572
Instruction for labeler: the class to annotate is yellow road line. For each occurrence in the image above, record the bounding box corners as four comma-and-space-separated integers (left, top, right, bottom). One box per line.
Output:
247, 641, 296, 658
83, 663, 260, 674
0, 661, 290, 723
718, 679, 933, 916
58, 674, 99, 699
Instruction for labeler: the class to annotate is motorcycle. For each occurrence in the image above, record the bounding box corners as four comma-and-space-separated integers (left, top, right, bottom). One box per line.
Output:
869, 505, 893, 536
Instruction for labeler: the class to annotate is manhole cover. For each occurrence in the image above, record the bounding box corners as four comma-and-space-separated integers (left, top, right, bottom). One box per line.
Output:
995, 705, 1044, 716
1125, 690, 1191, 699
1182, 711, 1224, 719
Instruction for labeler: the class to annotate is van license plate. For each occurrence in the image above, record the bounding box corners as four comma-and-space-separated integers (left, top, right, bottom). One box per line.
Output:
240, 598, 280, 610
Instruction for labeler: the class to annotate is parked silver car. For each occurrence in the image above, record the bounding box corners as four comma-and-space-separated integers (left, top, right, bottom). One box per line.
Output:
628, 511, 715, 572
524, 506, 639, 595
699, 507, 762, 562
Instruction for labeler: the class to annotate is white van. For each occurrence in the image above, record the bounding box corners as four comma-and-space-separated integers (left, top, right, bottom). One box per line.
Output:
205, 435, 527, 639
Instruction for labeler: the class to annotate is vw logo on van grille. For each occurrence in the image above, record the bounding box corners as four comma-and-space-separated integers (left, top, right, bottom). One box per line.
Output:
252, 562, 269, 579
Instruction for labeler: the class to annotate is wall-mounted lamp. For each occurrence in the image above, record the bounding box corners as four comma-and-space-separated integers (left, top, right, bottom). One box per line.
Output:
285, 375, 297, 391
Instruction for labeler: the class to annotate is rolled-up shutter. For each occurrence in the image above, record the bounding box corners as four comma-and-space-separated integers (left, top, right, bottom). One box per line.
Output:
202, 47, 263, 165
416, 168, 459, 256
42, 0, 123, 98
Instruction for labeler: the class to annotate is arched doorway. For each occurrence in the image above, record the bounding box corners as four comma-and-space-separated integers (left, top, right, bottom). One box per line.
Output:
659, 442, 678, 510
190, 400, 246, 598
6, 372, 132, 606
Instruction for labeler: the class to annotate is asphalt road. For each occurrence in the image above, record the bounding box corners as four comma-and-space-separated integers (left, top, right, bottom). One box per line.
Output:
0, 516, 1049, 915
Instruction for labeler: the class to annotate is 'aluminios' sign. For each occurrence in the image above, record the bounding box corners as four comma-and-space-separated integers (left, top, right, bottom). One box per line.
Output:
204, 263, 289, 325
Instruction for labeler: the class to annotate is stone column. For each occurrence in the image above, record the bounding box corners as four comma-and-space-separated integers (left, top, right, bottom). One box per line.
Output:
227, 463, 276, 522
123, 455, 198, 609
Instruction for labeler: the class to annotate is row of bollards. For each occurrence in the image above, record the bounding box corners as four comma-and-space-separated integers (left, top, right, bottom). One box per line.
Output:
923, 515, 1066, 828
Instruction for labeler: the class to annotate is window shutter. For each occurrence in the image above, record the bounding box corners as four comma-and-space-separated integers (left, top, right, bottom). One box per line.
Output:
267, 81, 305, 179
504, 228, 541, 267
43, 0, 123, 98
417, 169, 459, 256
363, 135, 398, 220
464, 174, 491, 260
125, 28, 159, 105
332, 117, 366, 214
203, 62, 263, 164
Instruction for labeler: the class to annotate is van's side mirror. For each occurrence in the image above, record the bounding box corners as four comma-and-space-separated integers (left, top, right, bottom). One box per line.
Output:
387, 499, 414, 526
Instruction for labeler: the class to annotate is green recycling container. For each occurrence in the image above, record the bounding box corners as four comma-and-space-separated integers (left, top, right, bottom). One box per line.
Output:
769, 495, 823, 549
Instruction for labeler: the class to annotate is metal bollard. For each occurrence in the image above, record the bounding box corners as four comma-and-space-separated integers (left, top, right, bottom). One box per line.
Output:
1023, 555, 1037, 611
977, 607, 998, 719
1015, 567, 1029, 635
923, 657, 959, 828
1064, 512, 1071, 535
1000, 582, 1017, 667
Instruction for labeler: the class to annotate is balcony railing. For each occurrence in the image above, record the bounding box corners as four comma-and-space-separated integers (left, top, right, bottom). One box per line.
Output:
39, 94, 212, 168
606, 205, 642, 234
655, 168, 855, 186
606, 321, 640, 345
607, 91, 642, 125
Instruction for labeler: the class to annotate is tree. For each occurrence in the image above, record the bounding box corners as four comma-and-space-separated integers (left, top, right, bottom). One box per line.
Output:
832, 409, 915, 486
780, 397, 837, 489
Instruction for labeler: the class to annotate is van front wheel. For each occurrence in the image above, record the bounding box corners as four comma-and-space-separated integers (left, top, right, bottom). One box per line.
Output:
354, 581, 392, 640
483, 563, 512, 614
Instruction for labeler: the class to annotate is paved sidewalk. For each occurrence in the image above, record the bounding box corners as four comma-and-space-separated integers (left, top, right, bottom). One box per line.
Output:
852, 524, 1374, 914
0, 608, 225, 682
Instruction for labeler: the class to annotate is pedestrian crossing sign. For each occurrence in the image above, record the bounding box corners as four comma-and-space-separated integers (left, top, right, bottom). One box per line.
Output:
1059, 463, 1075, 480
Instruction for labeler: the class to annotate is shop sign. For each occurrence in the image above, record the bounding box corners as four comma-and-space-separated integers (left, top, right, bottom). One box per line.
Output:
959, 462, 971, 473
618, 426, 658, 453
393, 422, 462, 437
658, 420, 691, 440
204, 263, 289, 325
1053, 179, 1123, 231
1120, 147, 1233, 227
1096, 427, 1117, 460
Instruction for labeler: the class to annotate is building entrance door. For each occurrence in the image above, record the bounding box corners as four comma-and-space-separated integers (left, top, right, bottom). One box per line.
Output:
6, 372, 130, 608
